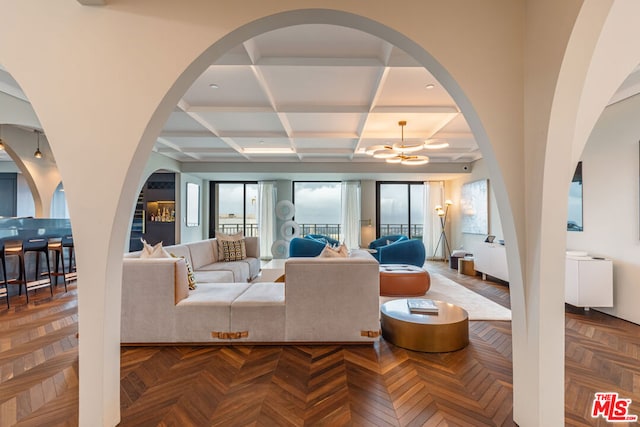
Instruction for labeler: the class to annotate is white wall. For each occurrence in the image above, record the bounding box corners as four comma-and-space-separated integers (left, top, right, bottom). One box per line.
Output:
449, 158, 504, 256
566, 93, 640, 325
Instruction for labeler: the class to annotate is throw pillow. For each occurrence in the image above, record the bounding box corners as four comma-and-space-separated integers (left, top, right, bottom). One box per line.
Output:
170, 253, 197, 290
140, 238, 170, 258
216, 231, 244, 241
220, 239, 247, 262
319, 243, 348, 258
216, 231, 244, 259
337, 243, 349, 257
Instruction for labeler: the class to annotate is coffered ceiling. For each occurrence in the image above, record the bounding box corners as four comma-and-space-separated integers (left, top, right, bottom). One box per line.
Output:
157, 24, 480, 165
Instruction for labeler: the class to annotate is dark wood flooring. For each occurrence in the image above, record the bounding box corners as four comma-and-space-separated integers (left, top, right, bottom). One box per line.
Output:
1, 262, 639, 426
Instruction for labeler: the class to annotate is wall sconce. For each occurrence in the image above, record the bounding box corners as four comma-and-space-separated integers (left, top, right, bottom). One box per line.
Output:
360, 219, 372, 227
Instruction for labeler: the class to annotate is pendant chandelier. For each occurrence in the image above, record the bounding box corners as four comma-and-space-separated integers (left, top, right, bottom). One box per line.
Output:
34, 130, 43, 159
365, 121, 430, 165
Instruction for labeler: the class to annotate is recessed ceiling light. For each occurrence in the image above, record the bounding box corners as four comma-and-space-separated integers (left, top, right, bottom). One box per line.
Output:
209, 83, 219, 89
425, 84, 435, 90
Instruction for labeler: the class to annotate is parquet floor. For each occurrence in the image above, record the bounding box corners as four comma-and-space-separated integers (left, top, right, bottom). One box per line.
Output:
1, 262, 639, 426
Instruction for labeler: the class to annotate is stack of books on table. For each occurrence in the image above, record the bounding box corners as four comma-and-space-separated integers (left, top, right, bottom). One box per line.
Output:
407, 299, 439, 314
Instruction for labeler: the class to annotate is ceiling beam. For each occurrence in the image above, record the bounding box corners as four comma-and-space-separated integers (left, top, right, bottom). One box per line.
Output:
352, 66, 390, 158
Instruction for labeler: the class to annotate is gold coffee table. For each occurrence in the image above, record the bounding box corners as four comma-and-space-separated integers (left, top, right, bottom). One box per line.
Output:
380, 299, 469, 352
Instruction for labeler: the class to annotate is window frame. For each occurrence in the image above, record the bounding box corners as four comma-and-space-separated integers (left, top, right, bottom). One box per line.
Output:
209, 181, 258, 238
375, 181, 425, 239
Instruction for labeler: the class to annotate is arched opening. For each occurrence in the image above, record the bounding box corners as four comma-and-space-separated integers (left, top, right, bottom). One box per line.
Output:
115, 8, 524, 424
50, 181, 69, 219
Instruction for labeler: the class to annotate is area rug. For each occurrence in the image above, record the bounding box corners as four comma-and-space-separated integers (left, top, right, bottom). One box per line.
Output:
379, 273, 512, 321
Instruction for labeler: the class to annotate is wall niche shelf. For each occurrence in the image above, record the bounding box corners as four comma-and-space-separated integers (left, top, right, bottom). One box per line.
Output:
147, 200, 175, 223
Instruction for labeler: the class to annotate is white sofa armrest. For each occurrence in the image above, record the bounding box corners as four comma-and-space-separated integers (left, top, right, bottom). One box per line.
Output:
244, 236, 259, 259
121, 257, 188, 343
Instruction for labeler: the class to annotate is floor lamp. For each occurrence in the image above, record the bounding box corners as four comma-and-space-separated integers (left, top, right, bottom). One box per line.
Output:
433, 200, 452, 261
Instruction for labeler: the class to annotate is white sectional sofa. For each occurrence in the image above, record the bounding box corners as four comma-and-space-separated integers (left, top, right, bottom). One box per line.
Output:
121, 240, 381, 344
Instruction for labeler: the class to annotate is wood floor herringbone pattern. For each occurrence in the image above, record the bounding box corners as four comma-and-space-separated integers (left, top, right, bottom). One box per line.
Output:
118, 331, 514, 427
1, 262, 640, 426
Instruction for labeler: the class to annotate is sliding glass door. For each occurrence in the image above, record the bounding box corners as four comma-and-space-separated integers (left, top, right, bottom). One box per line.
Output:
210, 182, 258, 237
377, 182, 424, 239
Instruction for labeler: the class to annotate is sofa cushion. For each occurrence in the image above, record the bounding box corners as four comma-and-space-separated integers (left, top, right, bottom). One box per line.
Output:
193, 270, 234, 284
179, 282, 251, 306
220, 239, 247, 261
230, 283, 285, 342
175, 283, 252, 343
239, 257, 261, 281
186, 239, 216, 269
198, 261, 251, 282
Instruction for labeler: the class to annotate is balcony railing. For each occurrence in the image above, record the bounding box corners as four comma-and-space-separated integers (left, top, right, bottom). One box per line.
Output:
298, 224, 341, 241
379, 224, 423, 239
216, 222, 423, 241
217, 223, 259, 237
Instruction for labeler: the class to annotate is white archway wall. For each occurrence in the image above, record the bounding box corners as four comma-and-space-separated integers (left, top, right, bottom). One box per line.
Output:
0, 2, 563, 426
566, 93, 640, 324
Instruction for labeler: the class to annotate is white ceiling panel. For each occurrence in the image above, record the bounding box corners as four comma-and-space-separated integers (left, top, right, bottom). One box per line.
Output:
196, 112, 287, 135
186, 152, 247, 161
259, 66, 381, 107
294, 138, 357, 150
438, 114, 472, 133
232, 137, 291, 149
162, 112, 210, 132
377, 68, 457, 107
286, 113, 364, 134
160, 136, 230, 149
362, 112, 459, 139
183, 66, 271, 107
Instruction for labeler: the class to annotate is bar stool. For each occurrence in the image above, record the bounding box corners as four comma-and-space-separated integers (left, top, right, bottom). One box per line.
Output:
48, 237, 67, 292
5, 239, 53, 303
62, 235, 76, 281
24, 237, 52, 283
0, 240, 9, 308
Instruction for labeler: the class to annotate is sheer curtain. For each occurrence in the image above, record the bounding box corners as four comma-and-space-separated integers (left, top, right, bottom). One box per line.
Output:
423, 181, 444, 259
340, 181, 361, 249
258, 181, 276, 260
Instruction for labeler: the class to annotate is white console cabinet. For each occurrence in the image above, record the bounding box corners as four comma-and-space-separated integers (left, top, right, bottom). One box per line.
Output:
565, 256, 613, 309
473, 243, 509, 282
